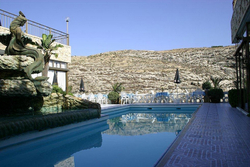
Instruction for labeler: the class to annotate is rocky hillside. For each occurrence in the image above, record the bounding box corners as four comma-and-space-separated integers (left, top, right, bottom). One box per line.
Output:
68, 46, 236, 94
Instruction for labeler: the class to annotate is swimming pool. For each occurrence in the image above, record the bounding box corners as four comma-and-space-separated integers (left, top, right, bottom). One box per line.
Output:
0, 104, 199, 167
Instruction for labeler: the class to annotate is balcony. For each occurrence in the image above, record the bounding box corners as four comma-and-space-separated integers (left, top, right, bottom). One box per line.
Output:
0, 9, 69, 45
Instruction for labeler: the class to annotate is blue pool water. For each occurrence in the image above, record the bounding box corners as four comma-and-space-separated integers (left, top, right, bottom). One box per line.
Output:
0, 105, 199, 167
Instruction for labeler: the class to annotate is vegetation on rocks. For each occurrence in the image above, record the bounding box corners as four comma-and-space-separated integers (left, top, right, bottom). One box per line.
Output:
52, 85, 66, 95
69, 46, 235, 94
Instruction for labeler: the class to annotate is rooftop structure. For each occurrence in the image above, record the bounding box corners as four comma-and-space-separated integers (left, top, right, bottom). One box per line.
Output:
0, 9, 71, 92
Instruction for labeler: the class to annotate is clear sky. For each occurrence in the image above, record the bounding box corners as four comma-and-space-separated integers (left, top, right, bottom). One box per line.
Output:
1, 0, 233, 56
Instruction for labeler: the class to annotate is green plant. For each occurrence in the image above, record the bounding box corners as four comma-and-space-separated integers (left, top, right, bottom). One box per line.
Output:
32, 34, 63, 77
202, 81, 212, 90
228, 89, 239, 108
208, 89, 224, 103
111, 83, 124, 93
52, 85, 66, 95
210, 76, 223, 89
67, 86, 74, 96
108, 91, 119, 104
67, 92, 74, 96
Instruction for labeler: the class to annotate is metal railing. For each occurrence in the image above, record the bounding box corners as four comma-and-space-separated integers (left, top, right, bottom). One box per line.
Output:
0, 9, 69, 45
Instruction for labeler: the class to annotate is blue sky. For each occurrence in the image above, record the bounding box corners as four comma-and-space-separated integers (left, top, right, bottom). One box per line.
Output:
1, 0, 233, 56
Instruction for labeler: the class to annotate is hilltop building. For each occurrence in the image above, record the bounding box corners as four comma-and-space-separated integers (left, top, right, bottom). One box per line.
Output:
231, 0, 250, 112
0, 9, 71, 92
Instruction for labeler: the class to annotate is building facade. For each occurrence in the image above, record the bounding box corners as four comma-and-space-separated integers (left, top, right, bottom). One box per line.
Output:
231, 0, 250, 112
0, 9, 71, 92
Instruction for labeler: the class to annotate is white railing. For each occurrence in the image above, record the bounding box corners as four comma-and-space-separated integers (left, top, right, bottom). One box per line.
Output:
74, 93, 109, 104
120, 91, 229, 104
74, 91, 229, 104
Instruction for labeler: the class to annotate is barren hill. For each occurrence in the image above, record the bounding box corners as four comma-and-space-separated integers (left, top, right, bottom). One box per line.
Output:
68, 46, 236, 94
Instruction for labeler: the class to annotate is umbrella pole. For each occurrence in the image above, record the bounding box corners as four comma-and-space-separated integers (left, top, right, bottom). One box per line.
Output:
177, 84, 178, 102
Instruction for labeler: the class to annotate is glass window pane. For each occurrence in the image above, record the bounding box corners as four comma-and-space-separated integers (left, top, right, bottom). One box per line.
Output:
49, 61, 53, 67
61, 63, 66, 68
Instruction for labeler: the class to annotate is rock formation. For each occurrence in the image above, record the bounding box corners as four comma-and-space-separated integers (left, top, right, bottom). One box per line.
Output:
42, 93, 101, 114
69, 46, 236, 94
0, 55, 52, 114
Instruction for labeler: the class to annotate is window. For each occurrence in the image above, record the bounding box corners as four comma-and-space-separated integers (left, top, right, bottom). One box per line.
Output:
61, 63, 66, 68
49, 60, 68, 69
49, 61, 53, 67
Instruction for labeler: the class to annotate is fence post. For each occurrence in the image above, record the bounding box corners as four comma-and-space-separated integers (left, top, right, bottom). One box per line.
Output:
25, 21, 28, 33
67, 34, 69, 45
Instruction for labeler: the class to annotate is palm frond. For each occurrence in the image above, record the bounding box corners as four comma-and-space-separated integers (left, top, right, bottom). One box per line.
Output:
210, 76, 223, 89
36, 34, 62, 62
42, 34, 47, 42
51, 44, 64, 50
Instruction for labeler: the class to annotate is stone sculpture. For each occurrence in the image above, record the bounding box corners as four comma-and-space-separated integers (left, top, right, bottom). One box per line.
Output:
3, 11, 44, 80
0, 11, 52, 114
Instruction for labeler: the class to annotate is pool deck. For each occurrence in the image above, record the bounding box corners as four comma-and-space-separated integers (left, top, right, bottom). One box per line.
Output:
155, 103, 250, 167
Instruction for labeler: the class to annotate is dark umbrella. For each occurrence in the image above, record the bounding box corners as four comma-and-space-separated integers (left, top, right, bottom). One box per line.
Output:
174, 69, 181, 102
79, 77, 85, 92
52, 71, 58, 85
174, 68, 181, 84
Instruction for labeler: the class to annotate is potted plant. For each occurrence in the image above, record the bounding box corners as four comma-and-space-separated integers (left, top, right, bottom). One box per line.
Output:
108, 91, 119, 104
202, 80, 212, 103
108, 83, 124, 104
208, 88, 224, 103
207, 76, 224, 103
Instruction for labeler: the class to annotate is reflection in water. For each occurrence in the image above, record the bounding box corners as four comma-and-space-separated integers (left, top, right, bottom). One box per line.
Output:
54, 156, 75, 167
0, 111, 193, 167
104, 112, 192, 136
0, 122, 108, 167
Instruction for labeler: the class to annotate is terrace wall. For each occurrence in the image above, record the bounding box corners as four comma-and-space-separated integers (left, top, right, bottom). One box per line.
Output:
0, 26, 71, 63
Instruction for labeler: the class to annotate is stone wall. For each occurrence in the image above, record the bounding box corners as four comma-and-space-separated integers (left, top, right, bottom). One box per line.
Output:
68, 46, 236, 94
0, 26, 71, 63
231, 0, 250, 43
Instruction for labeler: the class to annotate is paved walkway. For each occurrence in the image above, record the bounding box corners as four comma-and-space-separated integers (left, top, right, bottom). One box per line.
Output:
156, 103, 250, 167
